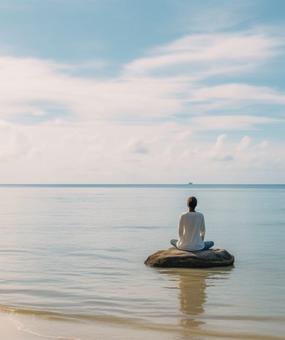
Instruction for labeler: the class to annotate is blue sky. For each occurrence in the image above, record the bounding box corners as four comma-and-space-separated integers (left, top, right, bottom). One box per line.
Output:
0, 0, 284, 183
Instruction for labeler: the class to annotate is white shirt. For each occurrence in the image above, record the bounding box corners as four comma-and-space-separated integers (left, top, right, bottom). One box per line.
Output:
176, 211, 205, 251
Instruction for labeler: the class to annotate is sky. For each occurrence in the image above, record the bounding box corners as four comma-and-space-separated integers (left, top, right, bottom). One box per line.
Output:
0, 0, 285, 184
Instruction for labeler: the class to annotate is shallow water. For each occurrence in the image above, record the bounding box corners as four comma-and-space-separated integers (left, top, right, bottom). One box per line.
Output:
0, 184, 284, 339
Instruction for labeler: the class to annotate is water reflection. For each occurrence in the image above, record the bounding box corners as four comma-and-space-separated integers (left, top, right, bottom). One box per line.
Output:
162, 268, 233, 336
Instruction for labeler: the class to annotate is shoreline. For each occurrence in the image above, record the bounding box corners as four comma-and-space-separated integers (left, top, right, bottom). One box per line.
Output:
0, 310, 283, 340
0, 311, 176, 340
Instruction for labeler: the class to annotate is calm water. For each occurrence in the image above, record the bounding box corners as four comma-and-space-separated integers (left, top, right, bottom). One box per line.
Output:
0, 184, 284, 339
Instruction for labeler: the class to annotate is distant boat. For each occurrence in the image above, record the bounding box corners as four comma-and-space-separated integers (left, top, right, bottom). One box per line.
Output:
188, 182, 193, 185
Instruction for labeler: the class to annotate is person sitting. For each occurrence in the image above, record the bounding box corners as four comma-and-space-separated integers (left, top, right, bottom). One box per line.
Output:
170, 196, 214, 252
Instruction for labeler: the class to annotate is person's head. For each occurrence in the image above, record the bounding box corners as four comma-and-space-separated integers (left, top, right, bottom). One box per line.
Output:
187, 196, 197, 211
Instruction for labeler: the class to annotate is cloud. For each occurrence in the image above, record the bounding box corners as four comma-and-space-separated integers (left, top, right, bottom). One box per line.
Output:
124, 31, 283, 77
0, 28, 284, 129
0, 121, 31, 162
0, 56, 187, 121
210, 134, 234, 162
173, 0, 262, 36
208, 133, 282, 173
127, 139, 150, 154
191, 115, 280, 130
0, 28, 284, 126
190, 83, 285, 113
0, 27, 284, 182
0, 118, 283, 183
236, 136, 252, 152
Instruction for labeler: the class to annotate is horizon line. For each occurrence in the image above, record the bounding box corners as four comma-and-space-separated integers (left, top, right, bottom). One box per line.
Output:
0, 183, 284, 186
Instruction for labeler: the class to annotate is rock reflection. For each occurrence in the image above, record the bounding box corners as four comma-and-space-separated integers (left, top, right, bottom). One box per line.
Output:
163, 268, 232, 336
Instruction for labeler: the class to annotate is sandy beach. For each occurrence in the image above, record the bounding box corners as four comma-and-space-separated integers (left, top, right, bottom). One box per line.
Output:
1, 306, 283, 340
0, 310, 179, 340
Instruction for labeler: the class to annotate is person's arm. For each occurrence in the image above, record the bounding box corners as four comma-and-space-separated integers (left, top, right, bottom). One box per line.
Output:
178, 215, 184, 239
200, 215, 205, 241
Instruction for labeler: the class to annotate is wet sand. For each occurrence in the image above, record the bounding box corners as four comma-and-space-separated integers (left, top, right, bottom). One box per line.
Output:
1, 310, 283, 340
0, 311, 177, 340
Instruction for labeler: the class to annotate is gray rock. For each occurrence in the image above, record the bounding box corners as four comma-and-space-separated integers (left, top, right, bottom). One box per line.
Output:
145, 247, 234, 268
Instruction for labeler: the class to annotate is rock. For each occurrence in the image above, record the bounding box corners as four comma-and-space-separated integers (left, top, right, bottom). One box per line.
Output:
145, 248, 234, 268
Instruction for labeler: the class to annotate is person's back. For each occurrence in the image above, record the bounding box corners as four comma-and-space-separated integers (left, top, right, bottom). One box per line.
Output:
177, 211, 205, 251
170, 196, 214, 252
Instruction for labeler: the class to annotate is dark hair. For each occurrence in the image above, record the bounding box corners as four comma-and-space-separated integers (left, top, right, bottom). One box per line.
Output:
187, 196, 197, 211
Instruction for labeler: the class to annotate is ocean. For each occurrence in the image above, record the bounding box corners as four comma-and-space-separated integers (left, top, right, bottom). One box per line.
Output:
0, 184, 284, 339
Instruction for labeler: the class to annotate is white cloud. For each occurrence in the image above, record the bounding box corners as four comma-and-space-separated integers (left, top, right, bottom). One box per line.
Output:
0, 27, 284, 182
236, 136, 251, 152
177, 0, 255, 34
0, 29, 284, 128
127, 139, 150, 154
0, 29, 284, 124
0, 56, 187, 121
191, 115, 280, 130
0, 119, 283, 184
210, 134, 234, 162
191, 83, 285, 107
0, 121, 31, 162
125, 31, 282, 77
